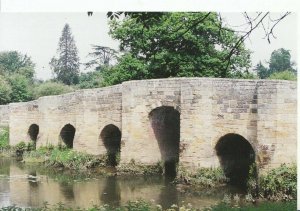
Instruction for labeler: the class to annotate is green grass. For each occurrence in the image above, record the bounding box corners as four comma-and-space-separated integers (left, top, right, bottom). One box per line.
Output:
209, 200, 296, 211
176, 166, 228, 188
23, 146, 107, 170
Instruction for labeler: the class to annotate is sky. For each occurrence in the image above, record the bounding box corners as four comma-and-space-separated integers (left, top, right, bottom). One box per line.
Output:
0, 12, 297, 80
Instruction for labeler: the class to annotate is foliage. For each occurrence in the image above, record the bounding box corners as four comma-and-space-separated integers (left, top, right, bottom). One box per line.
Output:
8, 74, 33, 102
258, 164, 296, 200
14, 141, 35, 155
0, 75, 12, 104
32, 81, 74, 99
255, 48, 296, 79
254, 62, 269, 79
0, 51, 36, 104
207, 200, 296, 211
176, 166, 228, 187
117, 160, 163, 176
2, 199, 296, 211
50, 24, 80, 85
0, 199, 195, 211
85, 45, 118, 71
77, 71, 103, 89
24, 147, 107, 170
101, 53, 147, 86
0, 51, 35, 79
103, 12, 251, 86
269, 48, 295, 74
267, 70, 297, 81
0, 127, 9, 150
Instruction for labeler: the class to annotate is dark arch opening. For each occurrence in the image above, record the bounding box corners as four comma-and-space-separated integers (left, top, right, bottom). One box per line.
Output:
215, 133, 255, 186
60, 124, 76, 148
149, 106, 180, 180
100, 124, 121, 166
28, 124, 39, 145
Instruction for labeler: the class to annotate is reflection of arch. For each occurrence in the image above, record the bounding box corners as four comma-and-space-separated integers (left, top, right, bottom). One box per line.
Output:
149, 106, 180, 179
28, 124, 39, 144
59, 182, 75, 200
100, 124, 121, 166
60, 124, 76, 148
215, 133, 255, 186
100, 176, 121, 206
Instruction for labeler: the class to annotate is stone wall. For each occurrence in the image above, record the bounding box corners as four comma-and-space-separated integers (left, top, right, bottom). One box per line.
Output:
3, 78, 297, 172
0, 105, 9, 127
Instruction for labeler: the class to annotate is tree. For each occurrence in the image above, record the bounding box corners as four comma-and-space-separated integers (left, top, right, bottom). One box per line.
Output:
0, 51, 35, 80
255, 48, 296, 79
102, 12, 251, 85
255, 62, 269, 79
269, 48, 295, 74
8, 74, 33, 103
77, 71, 103, 89
85, 45, 117, 71
50, 24, 80, 85
0, 76, 12, 105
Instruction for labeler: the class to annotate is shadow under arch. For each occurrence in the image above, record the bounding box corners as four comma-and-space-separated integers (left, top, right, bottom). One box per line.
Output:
100, 124, 121, 166
149, 106, 180, 180
60, 124, 76, 148
215, 133, 255, 186
28, 124, 39, 148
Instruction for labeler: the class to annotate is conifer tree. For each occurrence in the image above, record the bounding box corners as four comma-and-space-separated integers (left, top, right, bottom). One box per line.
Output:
50, 24, 80, 85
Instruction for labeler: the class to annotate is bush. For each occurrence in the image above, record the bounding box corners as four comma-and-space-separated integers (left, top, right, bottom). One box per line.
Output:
32, 81, 74, 99
258, 163, 296, 200
0, 127, 9, 149
268, 70, 297, 81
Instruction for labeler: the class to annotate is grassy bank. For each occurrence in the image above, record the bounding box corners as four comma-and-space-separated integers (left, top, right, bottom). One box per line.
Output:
176, 166, 228, 188
23, 146, 107, 170
1, 200, 296, 211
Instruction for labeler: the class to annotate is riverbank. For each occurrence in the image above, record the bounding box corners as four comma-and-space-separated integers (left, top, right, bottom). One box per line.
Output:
1, 199, 296, 211
17, 145, 300, 202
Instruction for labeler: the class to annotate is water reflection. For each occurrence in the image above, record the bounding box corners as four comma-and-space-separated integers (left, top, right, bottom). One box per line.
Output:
59, 182, 75, 200
101, 177, 121, 206
0, 158, 240, 209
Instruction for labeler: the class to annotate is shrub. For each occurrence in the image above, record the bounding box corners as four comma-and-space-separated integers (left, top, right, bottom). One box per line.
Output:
0, 127, 9, 149
32, 81, 74, 99
268, 70, 297, 81
258, 163, 296, 200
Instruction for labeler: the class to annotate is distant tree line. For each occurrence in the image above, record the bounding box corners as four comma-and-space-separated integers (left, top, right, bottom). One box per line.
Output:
0, 13, 297, 105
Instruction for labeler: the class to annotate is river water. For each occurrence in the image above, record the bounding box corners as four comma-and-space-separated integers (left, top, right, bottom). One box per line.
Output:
0, 158, 244, 209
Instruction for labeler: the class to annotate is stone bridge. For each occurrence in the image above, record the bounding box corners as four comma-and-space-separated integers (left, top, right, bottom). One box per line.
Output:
0, 78, 297, 179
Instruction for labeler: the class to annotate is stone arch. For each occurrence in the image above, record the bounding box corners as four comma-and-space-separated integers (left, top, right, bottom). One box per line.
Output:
149, 106, 180, 179
100, 124, 121, 166
28, 124, 39, 144
215, 133, 255, 186
59, 124, 76, 148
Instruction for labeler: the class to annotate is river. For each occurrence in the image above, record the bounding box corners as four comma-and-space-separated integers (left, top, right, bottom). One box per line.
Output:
0, 158, 245, 209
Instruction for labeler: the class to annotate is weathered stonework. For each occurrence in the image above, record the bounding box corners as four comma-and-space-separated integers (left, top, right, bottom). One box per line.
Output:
0, 78, 297, 172
0, 105, 9, 127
